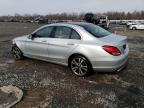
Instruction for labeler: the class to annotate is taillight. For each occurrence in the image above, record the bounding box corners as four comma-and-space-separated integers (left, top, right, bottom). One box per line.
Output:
103, 45, 121, 56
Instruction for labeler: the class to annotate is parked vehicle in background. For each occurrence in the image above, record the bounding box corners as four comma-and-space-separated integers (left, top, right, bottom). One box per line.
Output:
126, 21, 139, 28
33, 18, 48, 24
129, 23, 144, 30
84, 13, 109, 29
11, 22, 129, 76
119, 21, 127, 25
98, 15, 110, 29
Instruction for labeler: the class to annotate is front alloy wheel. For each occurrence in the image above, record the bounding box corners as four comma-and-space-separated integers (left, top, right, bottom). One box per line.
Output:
12, 44, 23, 60
70, 55, 92, 76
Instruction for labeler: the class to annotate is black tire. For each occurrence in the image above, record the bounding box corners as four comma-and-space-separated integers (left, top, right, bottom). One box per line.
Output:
70, 55, 93, 77
132, 27, 137, 30
11, 44, 24, 60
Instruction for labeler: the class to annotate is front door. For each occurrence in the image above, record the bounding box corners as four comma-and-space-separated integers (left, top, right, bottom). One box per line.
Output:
24, 26, 54, 59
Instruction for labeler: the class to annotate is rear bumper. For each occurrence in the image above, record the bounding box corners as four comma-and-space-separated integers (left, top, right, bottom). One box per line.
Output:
91, 54, 128, 72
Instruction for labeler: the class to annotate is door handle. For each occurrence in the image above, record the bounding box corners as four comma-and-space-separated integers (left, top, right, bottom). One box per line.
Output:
67, 43, 74, 45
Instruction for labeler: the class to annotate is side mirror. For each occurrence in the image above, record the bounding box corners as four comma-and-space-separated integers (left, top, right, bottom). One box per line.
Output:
28, 34, 35, 40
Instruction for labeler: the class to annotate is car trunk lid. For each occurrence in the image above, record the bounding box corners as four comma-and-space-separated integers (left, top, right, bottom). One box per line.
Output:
99, 34, 128, 54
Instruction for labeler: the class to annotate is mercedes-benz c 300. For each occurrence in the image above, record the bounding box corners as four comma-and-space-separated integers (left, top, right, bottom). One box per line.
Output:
12, 22, 129, 76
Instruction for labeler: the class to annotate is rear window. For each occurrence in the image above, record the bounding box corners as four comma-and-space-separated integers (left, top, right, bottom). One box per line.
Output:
70, 30, 81, 39
78, 23, 111, 38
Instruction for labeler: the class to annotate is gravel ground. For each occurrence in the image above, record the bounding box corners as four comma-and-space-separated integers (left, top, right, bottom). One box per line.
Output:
0, 22, 144, 108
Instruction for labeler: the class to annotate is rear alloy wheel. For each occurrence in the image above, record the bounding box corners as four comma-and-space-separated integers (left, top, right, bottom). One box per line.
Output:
11, 44, 24, 60
70, 55, 92, 76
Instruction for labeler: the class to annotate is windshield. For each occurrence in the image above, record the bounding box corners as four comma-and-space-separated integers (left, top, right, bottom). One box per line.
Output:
79, 23, 111, 38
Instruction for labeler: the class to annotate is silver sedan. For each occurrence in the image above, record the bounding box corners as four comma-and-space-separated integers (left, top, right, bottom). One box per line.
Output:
12, 22, 129, 76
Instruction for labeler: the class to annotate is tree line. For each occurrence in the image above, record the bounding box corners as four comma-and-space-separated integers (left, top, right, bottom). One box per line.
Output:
0, 11, 144, 22
105, 11, 144, 20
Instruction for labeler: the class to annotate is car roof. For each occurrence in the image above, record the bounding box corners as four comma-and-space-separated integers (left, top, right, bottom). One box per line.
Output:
32, 22, 91, 35
46, 22, 92, 27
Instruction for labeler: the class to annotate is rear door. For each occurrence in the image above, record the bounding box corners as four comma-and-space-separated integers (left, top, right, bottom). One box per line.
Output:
47, 26, 81, 64
24, 26, 54, 58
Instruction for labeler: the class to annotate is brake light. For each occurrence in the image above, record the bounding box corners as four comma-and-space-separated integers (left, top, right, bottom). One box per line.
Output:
103, 45, 121, 56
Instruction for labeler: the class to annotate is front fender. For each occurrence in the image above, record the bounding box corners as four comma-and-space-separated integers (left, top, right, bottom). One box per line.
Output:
13, 40, 25, 52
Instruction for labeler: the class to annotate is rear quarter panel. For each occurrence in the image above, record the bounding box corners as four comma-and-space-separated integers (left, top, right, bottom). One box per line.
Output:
69, 41, 109, 61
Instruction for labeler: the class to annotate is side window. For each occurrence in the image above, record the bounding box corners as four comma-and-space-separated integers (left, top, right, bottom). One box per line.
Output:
70, 30, 81, 40
35, 26, 53, 38
53, 26, 71, 39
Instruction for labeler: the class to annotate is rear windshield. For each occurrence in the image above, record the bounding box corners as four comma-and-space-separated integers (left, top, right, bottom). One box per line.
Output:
78, 23, 111, 38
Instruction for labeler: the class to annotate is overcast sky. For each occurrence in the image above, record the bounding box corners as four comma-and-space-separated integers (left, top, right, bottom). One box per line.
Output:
0, 0, 144, 15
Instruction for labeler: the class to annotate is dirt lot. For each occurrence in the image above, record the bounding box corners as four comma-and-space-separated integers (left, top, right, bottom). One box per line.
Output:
0, 22, 144, 108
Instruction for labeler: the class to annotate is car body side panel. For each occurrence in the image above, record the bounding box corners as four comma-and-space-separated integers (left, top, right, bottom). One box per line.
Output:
67, 42, 109, 64
47, 38, 81, 64
23, 37, 49, 58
